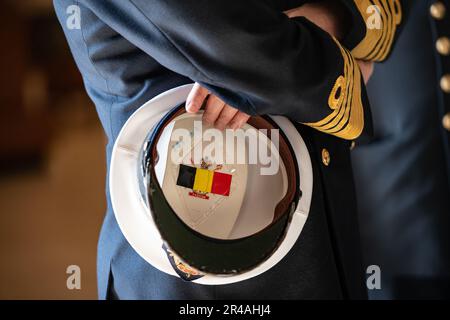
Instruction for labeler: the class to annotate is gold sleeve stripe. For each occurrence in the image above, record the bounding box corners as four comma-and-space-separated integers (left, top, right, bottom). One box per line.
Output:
351, 0, 402, 62
303, 38, 364, 140
374, 0, 401, 60
364, 0, 393, 61
365, 0, 397, 61
311, 49, 353, 132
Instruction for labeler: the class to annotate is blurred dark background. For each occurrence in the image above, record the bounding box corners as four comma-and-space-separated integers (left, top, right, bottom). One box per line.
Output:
0, 0, 104, 299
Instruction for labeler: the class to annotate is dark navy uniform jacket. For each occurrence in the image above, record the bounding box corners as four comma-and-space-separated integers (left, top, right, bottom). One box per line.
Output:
353, 0, 450, 299
53, 0, 404, 299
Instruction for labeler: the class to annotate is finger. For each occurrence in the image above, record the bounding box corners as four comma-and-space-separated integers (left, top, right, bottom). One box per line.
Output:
284, 8, 300, 18
215, 104, 239, 130
284, 7, 305, 18
186, 83, 209, 113
357, 60, 374, 85
203, 95, 225, 124
229, 112, 250, 129
366, 62, 374, 81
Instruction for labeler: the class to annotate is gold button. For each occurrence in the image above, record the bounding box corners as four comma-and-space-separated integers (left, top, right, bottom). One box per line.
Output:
437, 37, 450, 55
322, 148, 330, 166
441, 74, 450, 93
443, 113, 450, 131
431, 2, 446, 20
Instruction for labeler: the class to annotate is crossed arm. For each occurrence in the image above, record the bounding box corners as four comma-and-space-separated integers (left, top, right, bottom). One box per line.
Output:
187, 1, 375, 130
76, 0, 403, 140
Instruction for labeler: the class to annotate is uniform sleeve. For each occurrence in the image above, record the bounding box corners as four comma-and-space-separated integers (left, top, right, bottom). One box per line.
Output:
77, 0, 371, 140
338, 0, 405, 62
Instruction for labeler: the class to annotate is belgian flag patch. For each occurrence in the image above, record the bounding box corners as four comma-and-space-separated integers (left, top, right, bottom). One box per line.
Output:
177, 164, 232, 197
